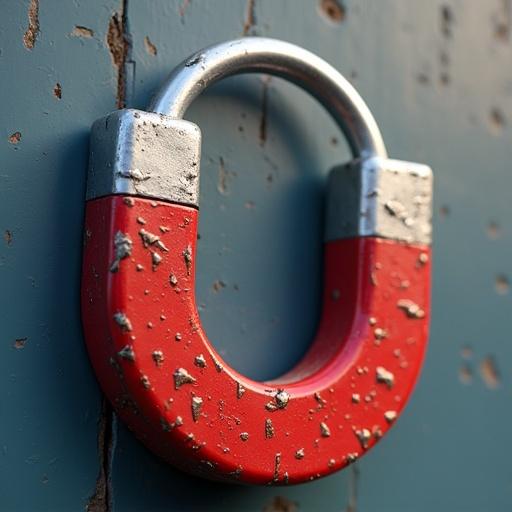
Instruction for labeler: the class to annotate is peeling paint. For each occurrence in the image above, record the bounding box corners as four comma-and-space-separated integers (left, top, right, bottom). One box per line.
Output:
144, 36, 157, 56
71, 25, 94, 38
8, 132, 21, 144
85, 399, 114, 512
480, 356, 500, 389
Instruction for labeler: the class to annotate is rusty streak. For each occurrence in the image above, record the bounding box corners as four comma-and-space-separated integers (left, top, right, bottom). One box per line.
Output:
23, 0, 39, 50
259, 77, 270, 147
243, 0, 256, 35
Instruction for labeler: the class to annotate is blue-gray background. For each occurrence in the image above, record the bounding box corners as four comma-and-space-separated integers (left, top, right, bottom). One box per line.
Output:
1, 1, 511, 510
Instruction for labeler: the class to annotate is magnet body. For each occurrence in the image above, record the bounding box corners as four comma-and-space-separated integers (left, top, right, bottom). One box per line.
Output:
82, 194, 430, 485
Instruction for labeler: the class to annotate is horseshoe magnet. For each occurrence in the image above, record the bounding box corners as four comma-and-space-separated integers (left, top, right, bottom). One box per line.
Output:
82, 38, 432, 485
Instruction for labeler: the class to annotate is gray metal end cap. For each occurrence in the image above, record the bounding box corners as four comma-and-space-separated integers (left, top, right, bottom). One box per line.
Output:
325, 157, 433, 245
86, 109, 202, 207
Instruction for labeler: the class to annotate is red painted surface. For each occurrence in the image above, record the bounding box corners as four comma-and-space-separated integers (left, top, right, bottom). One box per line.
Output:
82, 195, 430, 485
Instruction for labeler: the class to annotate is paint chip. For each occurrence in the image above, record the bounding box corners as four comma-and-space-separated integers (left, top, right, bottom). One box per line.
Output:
71, 25, 94, 38
320, 422, 331, 438
384, 410, 397, 423
194, 354, 207, 368
118, 345, 135, 361
479, 356, 500, 389
376, 366, 395, 388
13, 337, 28, 349
191, 396, 203, 421
173, 367, 196, 389
144, 36, 157, 55
9, 132, 21, 144
355, 428, 371, 448
495, 274, 509, 294
53, 83, 62, 99
319, 0, 346, 23
265, 418, 274, 439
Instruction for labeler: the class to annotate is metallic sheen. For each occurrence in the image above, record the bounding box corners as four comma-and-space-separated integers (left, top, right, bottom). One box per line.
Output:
149, 37, 387, 160
87, 109, 201, 206
325, 157, 433, 245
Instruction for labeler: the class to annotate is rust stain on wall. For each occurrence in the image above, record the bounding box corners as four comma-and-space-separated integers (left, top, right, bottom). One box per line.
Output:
53, 83, 62, 99
107, 1, 132, 109
23, 0, 39, 50
319, 0, 346, 23
8, 132, 21, 144
13, 337, 28, 350
144, 36, 157, 56
479, 356, 500, 389
493, 0, 511, 41
243, 0, 257, 35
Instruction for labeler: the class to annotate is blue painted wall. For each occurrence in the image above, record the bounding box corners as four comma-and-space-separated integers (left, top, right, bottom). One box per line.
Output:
1, 1, 511, 510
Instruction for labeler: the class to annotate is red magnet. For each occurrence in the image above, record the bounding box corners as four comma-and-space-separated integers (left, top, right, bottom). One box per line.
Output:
82, 37, 433, 485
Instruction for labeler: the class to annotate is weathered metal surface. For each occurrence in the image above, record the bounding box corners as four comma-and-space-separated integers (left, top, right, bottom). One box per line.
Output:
326, 157, 433, 244
87, 110, 201, 205
2, 0, 512, 510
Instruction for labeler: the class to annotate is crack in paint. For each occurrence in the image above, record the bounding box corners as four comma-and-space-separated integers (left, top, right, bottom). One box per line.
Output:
106, 0, 133, 109
86, 398, 115, 512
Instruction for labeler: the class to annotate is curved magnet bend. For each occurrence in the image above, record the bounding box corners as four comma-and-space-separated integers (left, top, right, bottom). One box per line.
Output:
82, 38, 433, 485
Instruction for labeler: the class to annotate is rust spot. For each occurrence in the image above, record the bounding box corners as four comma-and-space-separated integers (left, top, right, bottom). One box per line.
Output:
107, 5, 131, 109
494, 0, 511, 42
243, 0, 256, 35
263, 496, 298, 512
144, 36, 157, 56
53, 83, 62, 99
440, 4, 454, 39
8, 132, 21, 144
439, 205, 450, 219
480, 355, 500, 389
259, 77, 270, 146
319, 0, 346, 23
13, 337, 28, 349
495, 274, 509, 294
489, 107, 506, 135
71, 25, 94, 38
212, 280, 226, 292
487, 221, 501, 239
4, 230, 13, 245
23, 0, 39, 50
459, 363, 473, 384
86, 399, 114, 512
